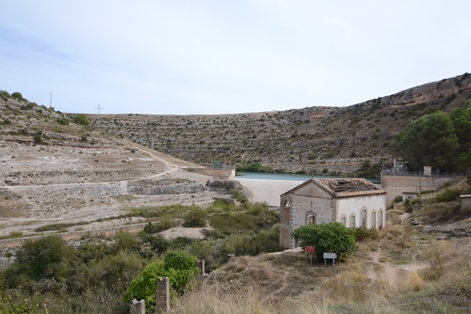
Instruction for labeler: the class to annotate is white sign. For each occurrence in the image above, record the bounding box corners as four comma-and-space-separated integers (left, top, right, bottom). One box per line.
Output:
323, 253, 337, 259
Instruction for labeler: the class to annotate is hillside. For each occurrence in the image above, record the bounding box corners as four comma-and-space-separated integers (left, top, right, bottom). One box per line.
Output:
92, 73, 471, 175
0, 93, 231, 237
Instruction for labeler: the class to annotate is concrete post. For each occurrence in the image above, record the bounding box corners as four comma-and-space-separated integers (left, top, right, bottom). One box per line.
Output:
130, 299, 145, 314
156, 277, 170, 313
198, 259, 205, 275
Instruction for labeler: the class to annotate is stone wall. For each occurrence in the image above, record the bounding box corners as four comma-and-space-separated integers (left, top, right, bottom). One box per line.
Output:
0, 223, 147, 249
382, 175, 463, 208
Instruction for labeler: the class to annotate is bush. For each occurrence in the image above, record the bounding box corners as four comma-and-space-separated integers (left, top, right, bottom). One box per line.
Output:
230, 188, 247, 203
11, 92, 23, 100
393, 195, 403, 203
32, 131, 42, 144
143, 220, 175, 234
15, 235, 70, 280
291, 222, 357, 261
352, 227, 378, 242
182, 208, 207, 227
56, 118, 69, 125
0, 290, 41, 314
73, 114, 89, 126
123, 251, 199, 312
435, 188, 460, 203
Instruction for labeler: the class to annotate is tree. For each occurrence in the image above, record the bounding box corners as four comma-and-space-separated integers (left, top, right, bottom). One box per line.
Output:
123, 251, 199, 312
449, 107, 471, 152
15, 235, 70, 279
400, 111, 459, 171
291, 222, 357, 261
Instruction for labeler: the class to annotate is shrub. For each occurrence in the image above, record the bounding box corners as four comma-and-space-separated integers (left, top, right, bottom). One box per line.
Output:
56, 118, 69, 125
393, 195, 403, 203
143, 220, 175, 234
291, 222, 357, 261
435, 188, 460, 202
15, 235, 70, 280
123, 251, 199, 312
11, 92, 23, 100
32, 131, 42, 144
73, 114, 89, 126
182, 208, 207, 227
230, 188, 247, 203
0, 290, 41, 314
352, 227, 378, 242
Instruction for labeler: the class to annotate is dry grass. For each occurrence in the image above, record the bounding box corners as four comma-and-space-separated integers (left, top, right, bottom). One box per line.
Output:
401, 270, 425, 291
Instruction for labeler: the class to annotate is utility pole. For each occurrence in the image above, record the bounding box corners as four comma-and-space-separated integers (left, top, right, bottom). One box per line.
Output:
50, 92, 52, 109
95, 104, 103, 130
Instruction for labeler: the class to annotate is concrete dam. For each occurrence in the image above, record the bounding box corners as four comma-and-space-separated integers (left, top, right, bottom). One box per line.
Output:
235, 178, 305, 206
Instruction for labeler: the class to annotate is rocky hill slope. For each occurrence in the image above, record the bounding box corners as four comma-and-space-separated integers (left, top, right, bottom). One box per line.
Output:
0, 95, 232, 237
92, 73, 471, 174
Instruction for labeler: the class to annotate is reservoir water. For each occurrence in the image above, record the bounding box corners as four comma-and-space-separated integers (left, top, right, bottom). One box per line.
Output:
237, 172, 380, 184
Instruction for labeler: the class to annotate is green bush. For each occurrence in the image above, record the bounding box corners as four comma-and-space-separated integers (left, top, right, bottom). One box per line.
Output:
73, 114, 89, 126
143, 220, 175, 234
32, 131, 42, 144
11, 92, 23, 100
123, 251, 199, 313
15, 235, 70, 280
393, 195, 403, 203
291, 222, 358, 261
435, 188, 460, 203
182, 208, 207, 227
352, 227, 378, 242
0, 290, 40, 314
230, 188, 247, 203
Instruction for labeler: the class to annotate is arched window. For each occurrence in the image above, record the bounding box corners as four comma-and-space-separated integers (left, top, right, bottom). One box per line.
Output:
341, 216, 347, 226
361, 209, 367, 228
371, 211, 376, 229
305, 211, 316, 225
284, 200, 291, 208
379, 211, 383, 228
350, 214, 356, 228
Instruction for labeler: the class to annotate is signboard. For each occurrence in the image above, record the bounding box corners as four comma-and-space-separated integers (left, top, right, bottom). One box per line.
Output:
305, 246, 315, 253
323, 253, 337, 259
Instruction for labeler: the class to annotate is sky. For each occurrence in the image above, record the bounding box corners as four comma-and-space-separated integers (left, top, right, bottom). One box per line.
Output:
1, 1, 470, 115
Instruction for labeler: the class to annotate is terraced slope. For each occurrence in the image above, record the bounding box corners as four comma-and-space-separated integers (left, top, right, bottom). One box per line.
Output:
93, 73, 471, 174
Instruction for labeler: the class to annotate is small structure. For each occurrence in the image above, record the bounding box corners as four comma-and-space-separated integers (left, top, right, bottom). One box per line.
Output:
402, 192, 418, 202
460, 195, 471, 216
280, 178, 387, 248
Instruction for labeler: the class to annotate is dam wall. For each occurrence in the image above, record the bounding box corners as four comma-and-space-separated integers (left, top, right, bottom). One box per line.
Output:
235, 178, 305, 206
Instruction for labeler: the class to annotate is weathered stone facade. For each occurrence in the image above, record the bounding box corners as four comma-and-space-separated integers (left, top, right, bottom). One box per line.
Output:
280, 178, 387, 248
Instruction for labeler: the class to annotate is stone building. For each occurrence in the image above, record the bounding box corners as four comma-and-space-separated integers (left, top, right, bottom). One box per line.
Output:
280, 178, 387, 248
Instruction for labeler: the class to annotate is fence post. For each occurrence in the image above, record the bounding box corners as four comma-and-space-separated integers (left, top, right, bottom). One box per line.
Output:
155, 277, 170, 313
130, 299, 145, 314
198, 259, 205, 275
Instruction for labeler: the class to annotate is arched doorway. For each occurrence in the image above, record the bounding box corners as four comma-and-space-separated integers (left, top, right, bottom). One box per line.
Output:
371, 211, 376, 229
305, 211, 316, 225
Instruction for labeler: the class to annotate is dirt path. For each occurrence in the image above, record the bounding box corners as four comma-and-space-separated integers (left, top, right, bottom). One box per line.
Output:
366, 248, 427, 290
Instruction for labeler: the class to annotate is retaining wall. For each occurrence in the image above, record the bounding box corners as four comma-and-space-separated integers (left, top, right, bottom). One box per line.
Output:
382, 175, 463, 208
